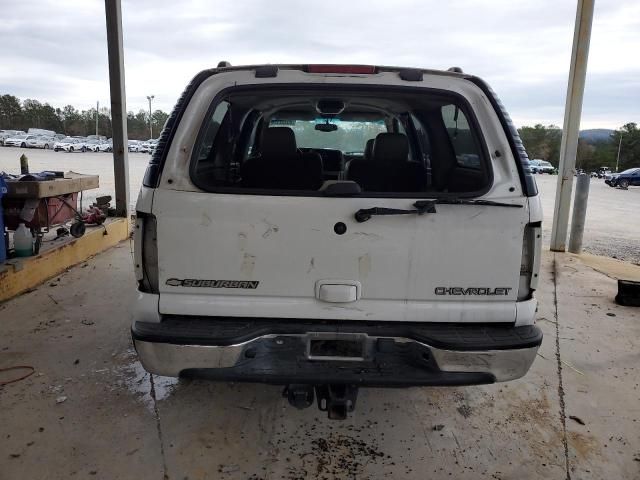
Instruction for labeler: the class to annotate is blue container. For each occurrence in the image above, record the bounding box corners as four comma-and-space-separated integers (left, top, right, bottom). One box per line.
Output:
0, 177, 6, 263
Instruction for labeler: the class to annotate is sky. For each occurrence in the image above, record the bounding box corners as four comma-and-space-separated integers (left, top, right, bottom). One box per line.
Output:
0, 0, 638, 129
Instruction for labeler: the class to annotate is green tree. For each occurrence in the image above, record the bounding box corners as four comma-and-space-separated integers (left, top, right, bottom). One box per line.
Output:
0, 94, 23, 129
612, 123, 640, 172
151, 110, 169, 138
518, 124, 562, 166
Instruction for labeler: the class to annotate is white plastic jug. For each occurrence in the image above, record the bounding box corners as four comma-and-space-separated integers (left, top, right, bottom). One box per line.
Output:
14, 223, 34, 257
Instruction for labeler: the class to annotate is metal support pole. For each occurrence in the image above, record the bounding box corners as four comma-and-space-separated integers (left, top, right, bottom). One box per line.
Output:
568, 174, 590, 253
96, 101, 99, 136
105, 0, 129, 218
147, 95, 154, 139
550, 0, 595, 252
615, 134, 623, 172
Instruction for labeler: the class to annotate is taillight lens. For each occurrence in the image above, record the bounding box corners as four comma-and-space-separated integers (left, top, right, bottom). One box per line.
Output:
518, 223, 541, 300
136, 213, 159, 293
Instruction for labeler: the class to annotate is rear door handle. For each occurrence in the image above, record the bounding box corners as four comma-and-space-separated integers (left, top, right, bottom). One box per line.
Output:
315, 280, 362, 303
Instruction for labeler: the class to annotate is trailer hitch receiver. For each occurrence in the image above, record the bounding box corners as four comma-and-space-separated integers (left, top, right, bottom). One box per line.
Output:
315, 384, 359, 420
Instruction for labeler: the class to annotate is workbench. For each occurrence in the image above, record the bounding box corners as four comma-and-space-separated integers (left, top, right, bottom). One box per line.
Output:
2, 172, 100, 253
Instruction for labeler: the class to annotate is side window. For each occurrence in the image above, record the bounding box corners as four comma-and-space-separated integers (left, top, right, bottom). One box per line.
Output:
441, 104, 481, 169
191, 101, 233, 186
193, 101, 229, 163
410, 113, 431, 161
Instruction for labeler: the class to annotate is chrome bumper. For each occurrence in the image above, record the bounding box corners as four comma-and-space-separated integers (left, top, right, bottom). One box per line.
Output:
134, 333, 539, 383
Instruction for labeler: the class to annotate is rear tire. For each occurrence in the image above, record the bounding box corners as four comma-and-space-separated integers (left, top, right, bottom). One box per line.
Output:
70, 221, 86, 238
81, 146, 87, 152
44, 144, 49, 149
21, 142, 26, 148
619, 179, 629, 189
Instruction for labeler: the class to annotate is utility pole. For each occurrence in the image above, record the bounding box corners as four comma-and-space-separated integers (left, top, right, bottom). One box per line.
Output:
550, 0, 595, 252
105, 0, 130, 218
96, 101, 99, 136
615, 133, 623, 172
146, 95, 154, 139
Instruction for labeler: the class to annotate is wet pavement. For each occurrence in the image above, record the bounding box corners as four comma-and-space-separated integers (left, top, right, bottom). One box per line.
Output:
1, 243, 639, 479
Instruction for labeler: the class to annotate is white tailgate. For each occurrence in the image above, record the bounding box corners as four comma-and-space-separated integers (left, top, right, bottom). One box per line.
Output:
154, 190, 527, 322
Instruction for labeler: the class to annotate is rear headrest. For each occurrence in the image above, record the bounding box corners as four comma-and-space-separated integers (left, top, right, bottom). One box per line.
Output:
364, 138, 375, 160
261, 127, 297, 159
372, 133, 409, 164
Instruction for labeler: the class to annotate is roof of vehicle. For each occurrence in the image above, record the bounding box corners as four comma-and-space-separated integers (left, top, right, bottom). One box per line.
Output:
205, 63, 472, 80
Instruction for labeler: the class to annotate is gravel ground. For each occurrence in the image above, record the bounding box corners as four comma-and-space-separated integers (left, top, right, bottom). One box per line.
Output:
536, 174, 640, 264
1, 146, 638, 263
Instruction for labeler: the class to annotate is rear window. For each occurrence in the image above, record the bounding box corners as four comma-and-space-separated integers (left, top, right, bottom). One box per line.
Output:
190, 87, 491, 197
272, 118, 388, 154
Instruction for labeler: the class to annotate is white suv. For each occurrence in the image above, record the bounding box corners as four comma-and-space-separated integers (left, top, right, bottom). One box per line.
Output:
530, 159, 554, 174
132, 64, 543, 418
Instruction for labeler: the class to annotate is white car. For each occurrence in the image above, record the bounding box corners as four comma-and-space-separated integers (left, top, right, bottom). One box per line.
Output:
530, 159, 554, 174
83, 139, 102, 152
132, 64, 543, 418
128, 140, 142, 152
0, 130, 26, 145
3, 134, 33, 147
143, 139, 159, 154
138, 141, 153, 153
97, 140, 113, 152
29, 136, 55, 149
54, 138, 87, 152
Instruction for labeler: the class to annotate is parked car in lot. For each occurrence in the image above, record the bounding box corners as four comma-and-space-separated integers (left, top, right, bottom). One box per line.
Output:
594, 167, 611, 178
27, 135, 55, 149
54, 137, 87, 152
0, 130, 27, 145
28, 128, 57, 137
128, 140, 142, 152
132, 63, 544, 418
97, 139, 113, 152
530, 159, 554, 174
3, 134, 33, 147
139, 141, 153, 153
138, 139, 158, 153
605, 168, 640, 188
83, 139, 103, 152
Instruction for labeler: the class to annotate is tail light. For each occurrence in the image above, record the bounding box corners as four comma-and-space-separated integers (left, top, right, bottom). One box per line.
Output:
518, 223, 541, 301
134, 213, 159, 294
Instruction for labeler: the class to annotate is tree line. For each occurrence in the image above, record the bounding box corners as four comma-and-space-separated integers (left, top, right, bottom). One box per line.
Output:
518, 123, 639, 172
0, 94, 169, 141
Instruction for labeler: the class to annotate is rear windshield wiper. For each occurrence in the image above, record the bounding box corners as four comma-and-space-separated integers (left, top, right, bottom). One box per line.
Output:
354, 200, 436, 223
434, 198, 523, 208
354, 199, 521, 223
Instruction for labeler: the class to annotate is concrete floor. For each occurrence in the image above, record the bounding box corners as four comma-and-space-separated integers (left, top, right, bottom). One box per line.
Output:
1, 244, 639, 479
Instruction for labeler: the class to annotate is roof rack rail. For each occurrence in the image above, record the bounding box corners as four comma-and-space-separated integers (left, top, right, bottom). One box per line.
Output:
398, 69, 423, 81
255, 65, 278, 78
217, 61, 231, 68
447, 66, 463, 73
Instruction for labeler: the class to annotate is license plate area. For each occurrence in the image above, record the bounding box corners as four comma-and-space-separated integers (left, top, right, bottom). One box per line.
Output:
306, 333, 367, 361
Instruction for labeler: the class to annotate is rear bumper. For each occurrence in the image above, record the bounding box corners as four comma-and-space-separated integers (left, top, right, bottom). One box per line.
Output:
132, 318, 542, 386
